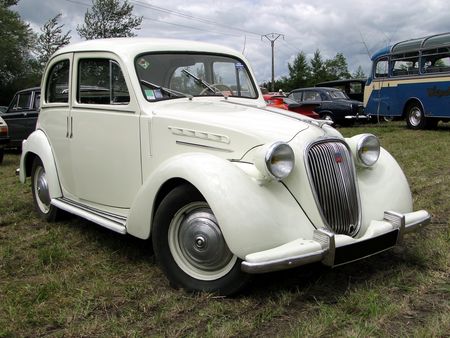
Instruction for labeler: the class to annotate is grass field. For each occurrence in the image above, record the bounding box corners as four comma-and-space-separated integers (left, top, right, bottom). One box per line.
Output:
0, 121, 449, 337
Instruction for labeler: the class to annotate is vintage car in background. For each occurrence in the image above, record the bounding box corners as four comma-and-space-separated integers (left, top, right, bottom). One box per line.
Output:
316, 78, 367, 102
287, 87, 367, 126
2, 87, 40, 149
263, 94, 320, 119
19, 38, 430, 295
0, 115, 9, 164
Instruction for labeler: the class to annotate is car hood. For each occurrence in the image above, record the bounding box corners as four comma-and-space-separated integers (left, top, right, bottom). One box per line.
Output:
148, 99, 332, 159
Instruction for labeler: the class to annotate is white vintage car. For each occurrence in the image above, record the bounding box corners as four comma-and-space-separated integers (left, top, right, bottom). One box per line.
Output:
20, 38, 430, 295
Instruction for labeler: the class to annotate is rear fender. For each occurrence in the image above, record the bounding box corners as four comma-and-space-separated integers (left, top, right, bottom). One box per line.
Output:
20, 130, 62, 199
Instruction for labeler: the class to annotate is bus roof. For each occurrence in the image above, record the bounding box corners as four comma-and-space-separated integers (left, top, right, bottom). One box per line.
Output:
371, 32, 450, 60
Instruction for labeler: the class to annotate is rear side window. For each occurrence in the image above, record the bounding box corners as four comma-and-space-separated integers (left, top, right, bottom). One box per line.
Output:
46, 60, 70, 103
12, 92, 32, 110
78, 59, 130, 105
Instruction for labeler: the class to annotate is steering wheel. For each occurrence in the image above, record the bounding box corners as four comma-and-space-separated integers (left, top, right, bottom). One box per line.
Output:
200, 84, 233, 96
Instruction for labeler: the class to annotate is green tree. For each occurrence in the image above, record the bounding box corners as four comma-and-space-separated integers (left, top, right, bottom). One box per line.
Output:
325, 53, 351, 80
77, 0, 143, 40
35, 13, 71, 70
310, 49, 329, 85
0, 0, 40, 105
352, 65, 366, 79
288, 51, 311, 89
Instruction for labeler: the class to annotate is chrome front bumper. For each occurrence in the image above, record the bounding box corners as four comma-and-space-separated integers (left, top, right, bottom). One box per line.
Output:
241, 210, 431, 273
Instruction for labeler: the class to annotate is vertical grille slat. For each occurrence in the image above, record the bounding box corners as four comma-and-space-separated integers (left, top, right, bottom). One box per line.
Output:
306, 141, 360, 236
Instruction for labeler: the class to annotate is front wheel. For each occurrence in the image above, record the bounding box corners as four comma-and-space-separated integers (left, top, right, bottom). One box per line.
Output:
152, 184, 248, 295
31, 157, 60, 221
406, 103, 426, 130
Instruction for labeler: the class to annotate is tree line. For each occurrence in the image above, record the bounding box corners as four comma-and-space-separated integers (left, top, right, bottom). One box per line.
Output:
261, 51, 366, 93
1, 0, 366, 105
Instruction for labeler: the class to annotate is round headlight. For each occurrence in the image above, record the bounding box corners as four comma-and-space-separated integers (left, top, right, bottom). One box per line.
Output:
265, 142, 295, 180
357, 134, 380, 166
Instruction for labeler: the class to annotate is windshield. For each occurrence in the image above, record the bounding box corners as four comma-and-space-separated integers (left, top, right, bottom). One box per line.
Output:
328, 89, 349, 100
135, 53, 257, 101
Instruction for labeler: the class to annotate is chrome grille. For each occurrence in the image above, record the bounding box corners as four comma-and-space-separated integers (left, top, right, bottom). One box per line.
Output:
306, 140, 360, 236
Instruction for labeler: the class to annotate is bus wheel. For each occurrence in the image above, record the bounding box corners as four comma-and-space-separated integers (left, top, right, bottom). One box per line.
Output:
406, 103, 426, 130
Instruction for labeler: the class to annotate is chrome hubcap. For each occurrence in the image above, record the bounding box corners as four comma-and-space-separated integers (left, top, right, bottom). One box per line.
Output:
34, 166, 50, 213
409, 107, 422, 126
168, 202, 236, 280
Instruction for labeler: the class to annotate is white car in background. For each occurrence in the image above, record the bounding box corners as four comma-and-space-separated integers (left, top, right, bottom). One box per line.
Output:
19, 38, 430, 295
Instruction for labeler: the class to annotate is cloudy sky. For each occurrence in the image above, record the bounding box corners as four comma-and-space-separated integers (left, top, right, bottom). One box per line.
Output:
14, 0, 450, 84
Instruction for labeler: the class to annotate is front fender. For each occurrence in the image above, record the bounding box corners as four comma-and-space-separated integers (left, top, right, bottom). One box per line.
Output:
126, 153, 315, 258
20, 130, 62, 199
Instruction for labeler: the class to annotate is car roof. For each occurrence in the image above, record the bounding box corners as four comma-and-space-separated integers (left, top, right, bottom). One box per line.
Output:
290, 87, 338, 92
14, 87, 40, 94
54, 37, 244, 60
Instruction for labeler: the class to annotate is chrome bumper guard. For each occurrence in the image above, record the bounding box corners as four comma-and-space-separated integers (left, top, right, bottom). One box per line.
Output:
241, 210, 431, 274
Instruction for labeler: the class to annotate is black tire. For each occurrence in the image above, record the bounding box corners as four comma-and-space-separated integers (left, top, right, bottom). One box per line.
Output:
0, 148, 4, 164
31, 157, 60, 221
152, 184, 249, 296
406, 103, 426, 130
425, 118, 438, 129
321, 112, 335, 125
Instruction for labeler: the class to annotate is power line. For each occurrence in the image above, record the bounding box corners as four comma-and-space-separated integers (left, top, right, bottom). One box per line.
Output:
130, 0, 262, 37
262, 33, 284, 91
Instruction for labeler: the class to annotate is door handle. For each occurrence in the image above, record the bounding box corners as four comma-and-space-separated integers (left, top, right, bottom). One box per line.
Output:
69, 116, 73, 138
66, 117, 69, 138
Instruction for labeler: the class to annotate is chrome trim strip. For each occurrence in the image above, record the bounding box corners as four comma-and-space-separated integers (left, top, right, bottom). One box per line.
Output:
169, 126, 230, 144
52, 198, 127, 234
175, 140, 233, 152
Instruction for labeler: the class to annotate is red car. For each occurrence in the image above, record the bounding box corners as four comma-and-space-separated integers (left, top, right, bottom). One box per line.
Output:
264, 94, 320, 119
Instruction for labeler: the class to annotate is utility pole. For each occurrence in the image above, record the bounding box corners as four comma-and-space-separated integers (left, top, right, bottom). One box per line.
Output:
262, 33, 284, 92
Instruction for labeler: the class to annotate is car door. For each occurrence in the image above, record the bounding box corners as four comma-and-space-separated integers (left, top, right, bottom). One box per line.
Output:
40, 55, 75, 197
3, 89, 40, 147
69, 53, 141, 208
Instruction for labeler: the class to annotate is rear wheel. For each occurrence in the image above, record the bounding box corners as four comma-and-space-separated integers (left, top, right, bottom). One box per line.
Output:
321, 112, 335, 125
406, 103, 426, 130
152, 184, 248, 296
31, 157, 60, 221
0, 148, 4, 164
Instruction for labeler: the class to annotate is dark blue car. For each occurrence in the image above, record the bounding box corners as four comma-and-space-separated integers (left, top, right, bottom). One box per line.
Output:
287, 87, 367, 126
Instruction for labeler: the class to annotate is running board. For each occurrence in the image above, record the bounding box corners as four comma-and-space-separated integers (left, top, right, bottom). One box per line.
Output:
51, 198, 127, 235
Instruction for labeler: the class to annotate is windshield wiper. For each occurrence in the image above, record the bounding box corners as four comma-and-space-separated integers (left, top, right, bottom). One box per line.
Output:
181, 69, 224, 97
140, 79, 192, 99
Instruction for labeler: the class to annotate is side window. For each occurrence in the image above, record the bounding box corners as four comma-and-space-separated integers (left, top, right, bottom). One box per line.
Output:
422, 48, 450, 73
349, 82, 362, 94
374, 58, 388, 78
391, 52, 419, 76
34, 92, 41, 109
13, 92, 31, 110
78, 59, 130, 105
303, 91, 321, 101
46, 60, 70, 103
290, 92, 302, 101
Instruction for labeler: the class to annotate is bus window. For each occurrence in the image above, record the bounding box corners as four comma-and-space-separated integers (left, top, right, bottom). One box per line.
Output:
374, 58, 388, 78
422, 48, 450, 74
391, 52, 419, 76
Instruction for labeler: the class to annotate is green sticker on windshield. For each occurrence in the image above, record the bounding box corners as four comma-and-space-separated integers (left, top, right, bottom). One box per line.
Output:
138, 58, 150, 70
145, 89, 155, 100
